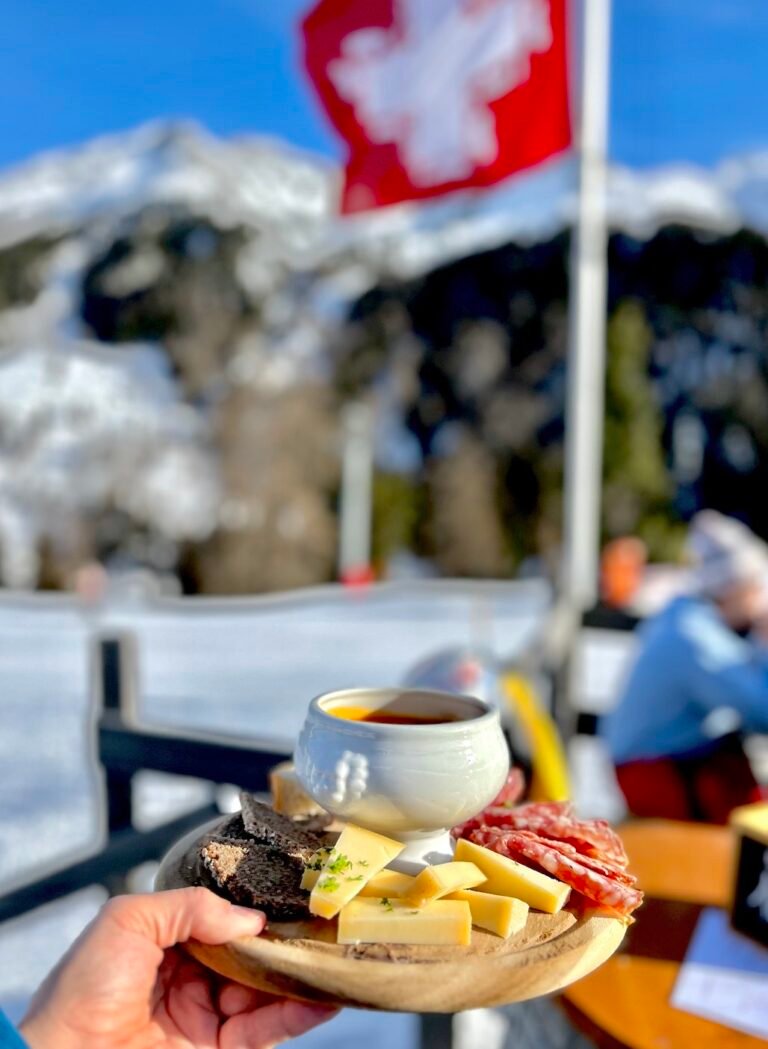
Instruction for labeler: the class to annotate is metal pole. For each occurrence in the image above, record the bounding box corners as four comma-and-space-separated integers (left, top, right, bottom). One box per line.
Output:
561, 0, 612, 613
338, 401, 374, 578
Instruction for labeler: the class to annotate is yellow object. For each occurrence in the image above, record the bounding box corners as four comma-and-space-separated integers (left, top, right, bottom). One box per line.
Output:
325, 704, 372, 721
454, 838, 570, 914
404, 861, 486, 906
501, 671, 570, 802
269, 762, 324, 817
358, 869, 417, 897
729, 801, 768, 846
337, 898, 472, 946
303, 866, 416, 896
308, 825, 404, 920
447, 888, 529, 938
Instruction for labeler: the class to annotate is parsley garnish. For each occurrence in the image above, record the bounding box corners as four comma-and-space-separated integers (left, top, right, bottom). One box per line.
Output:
357, 860, 369, 867
318, 876, 340, 892
304, 847, 332, 872
380, 897, 394, 911
345, 874, 364, 882
327, 853, 353, 875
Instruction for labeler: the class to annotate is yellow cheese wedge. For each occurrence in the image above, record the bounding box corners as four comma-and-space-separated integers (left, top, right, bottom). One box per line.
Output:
302, 865, 416, 896
337, 898, 472, 946
454, 838, 570, 914
309, 825, 404, 919
404, 861, 486, 906
358, 869, 416, 898
446, 888, 529, 938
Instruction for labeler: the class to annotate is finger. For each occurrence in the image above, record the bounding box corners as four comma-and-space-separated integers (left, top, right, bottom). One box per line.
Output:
223, 999, 339, 1049
218, 982, 276, 1017
103, 887, 266, 950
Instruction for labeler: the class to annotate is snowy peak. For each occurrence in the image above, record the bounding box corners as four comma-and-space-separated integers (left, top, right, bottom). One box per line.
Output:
0, 121, 336, 256
3, 120, 768, 281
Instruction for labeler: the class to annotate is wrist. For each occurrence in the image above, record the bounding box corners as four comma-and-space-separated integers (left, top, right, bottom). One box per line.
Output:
17, 1018, 68, 1049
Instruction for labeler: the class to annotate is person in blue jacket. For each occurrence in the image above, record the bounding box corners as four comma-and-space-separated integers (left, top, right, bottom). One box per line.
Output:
0, 887, 337, 1048
601, 510, 768, 823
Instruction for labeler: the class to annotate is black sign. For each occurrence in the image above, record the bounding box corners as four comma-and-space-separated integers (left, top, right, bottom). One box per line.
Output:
731, 834, 768, 948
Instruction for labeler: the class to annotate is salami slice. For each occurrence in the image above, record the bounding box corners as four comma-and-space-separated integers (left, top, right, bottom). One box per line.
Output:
473, 807, 628, 867
511, 801, 575, 820
491, 768, 526, 808
476, 828, 636, 885
452, 768, 527, 839
468, 827, 643, 917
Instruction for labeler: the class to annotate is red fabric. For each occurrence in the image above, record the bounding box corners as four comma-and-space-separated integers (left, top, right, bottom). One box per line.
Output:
616, 736, 765, 825
301, 0, 571, 213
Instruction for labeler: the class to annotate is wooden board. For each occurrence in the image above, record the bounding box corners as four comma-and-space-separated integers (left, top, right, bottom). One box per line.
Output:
155, 817, 626, 1013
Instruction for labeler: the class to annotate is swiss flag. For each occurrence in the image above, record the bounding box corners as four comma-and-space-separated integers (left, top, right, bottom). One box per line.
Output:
302, 0, 571, 214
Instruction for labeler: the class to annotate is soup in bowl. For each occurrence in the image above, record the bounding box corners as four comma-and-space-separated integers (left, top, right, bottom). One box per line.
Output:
293, 687, 509, 870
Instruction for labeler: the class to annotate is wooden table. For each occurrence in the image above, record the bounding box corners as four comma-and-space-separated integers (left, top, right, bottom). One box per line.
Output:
562, 820, 767, 1049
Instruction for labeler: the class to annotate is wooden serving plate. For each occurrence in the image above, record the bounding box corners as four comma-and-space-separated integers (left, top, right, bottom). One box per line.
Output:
155, 817, 627, 1013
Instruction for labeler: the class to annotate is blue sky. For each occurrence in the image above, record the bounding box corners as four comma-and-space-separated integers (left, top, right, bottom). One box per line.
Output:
1, 0, 768, 173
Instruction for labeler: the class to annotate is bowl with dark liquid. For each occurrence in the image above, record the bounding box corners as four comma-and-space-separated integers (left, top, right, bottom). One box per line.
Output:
293, 687, 509, 870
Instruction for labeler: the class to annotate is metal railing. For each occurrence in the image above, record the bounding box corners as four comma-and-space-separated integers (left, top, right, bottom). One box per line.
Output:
0, 634, 290, 923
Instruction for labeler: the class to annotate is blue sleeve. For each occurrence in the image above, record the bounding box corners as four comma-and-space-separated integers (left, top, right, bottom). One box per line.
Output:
0, 1013, 28, 1049
680, 607, 768, 733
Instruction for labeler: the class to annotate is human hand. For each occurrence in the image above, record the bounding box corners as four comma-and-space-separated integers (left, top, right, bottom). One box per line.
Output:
20, 887, 339, 1048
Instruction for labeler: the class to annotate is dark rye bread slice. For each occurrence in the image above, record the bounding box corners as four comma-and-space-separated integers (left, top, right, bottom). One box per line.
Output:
216, 812, 248, 841
216, 807, 331, 846
238, 793, 327, 858
201, 838, 311, 921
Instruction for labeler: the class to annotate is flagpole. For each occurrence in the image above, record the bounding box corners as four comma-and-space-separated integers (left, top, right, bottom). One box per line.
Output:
554, 0, 612, 710
561, 0, 612, 611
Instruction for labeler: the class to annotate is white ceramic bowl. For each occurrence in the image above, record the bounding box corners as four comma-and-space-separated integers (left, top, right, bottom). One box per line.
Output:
293, 687, 510, 871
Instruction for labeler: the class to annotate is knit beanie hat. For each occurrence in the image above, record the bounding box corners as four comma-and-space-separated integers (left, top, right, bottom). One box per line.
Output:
688, 510, 768, 598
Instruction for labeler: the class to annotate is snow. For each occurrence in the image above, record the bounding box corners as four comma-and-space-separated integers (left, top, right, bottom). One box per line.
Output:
4, 122, 768, 590
0, 342, 219, 586
0, 580, 560, 1047
4, 121, 768, 288
0, 122, 333, 261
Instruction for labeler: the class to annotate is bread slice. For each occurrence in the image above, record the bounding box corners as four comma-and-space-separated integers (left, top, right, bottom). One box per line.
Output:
216, 807, 330, 842
201, 838, 311, 921
215, 812, 248, 841
238, 793, 326, 857
269, 762, 326, 818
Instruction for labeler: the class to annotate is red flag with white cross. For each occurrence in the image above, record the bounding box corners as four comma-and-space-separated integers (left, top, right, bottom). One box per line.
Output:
301, 0, 571, 213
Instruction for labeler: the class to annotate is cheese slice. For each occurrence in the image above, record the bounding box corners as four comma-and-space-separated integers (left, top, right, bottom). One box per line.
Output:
358, 869, 416, 898
404, 861, 486, 906
302, 865, 416, 896
447, 888, 529, 938
309, 825, 404, 919
454, 838, 570, 914
337, 898, 472, 946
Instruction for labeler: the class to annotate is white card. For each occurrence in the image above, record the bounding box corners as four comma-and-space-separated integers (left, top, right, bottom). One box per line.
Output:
671, 907, 768, 1040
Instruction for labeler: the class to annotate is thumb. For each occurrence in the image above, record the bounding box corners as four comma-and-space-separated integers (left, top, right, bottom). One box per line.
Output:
224, 999, 339, 1049
102, 887, 266, 949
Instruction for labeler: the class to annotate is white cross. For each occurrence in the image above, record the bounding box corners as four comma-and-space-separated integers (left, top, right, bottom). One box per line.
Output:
330, 0, 553, 187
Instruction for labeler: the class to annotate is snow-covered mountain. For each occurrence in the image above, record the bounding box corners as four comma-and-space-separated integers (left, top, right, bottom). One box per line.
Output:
0, 122, 334, 258
3, 120, 768, 281
2, 120, 768, 591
